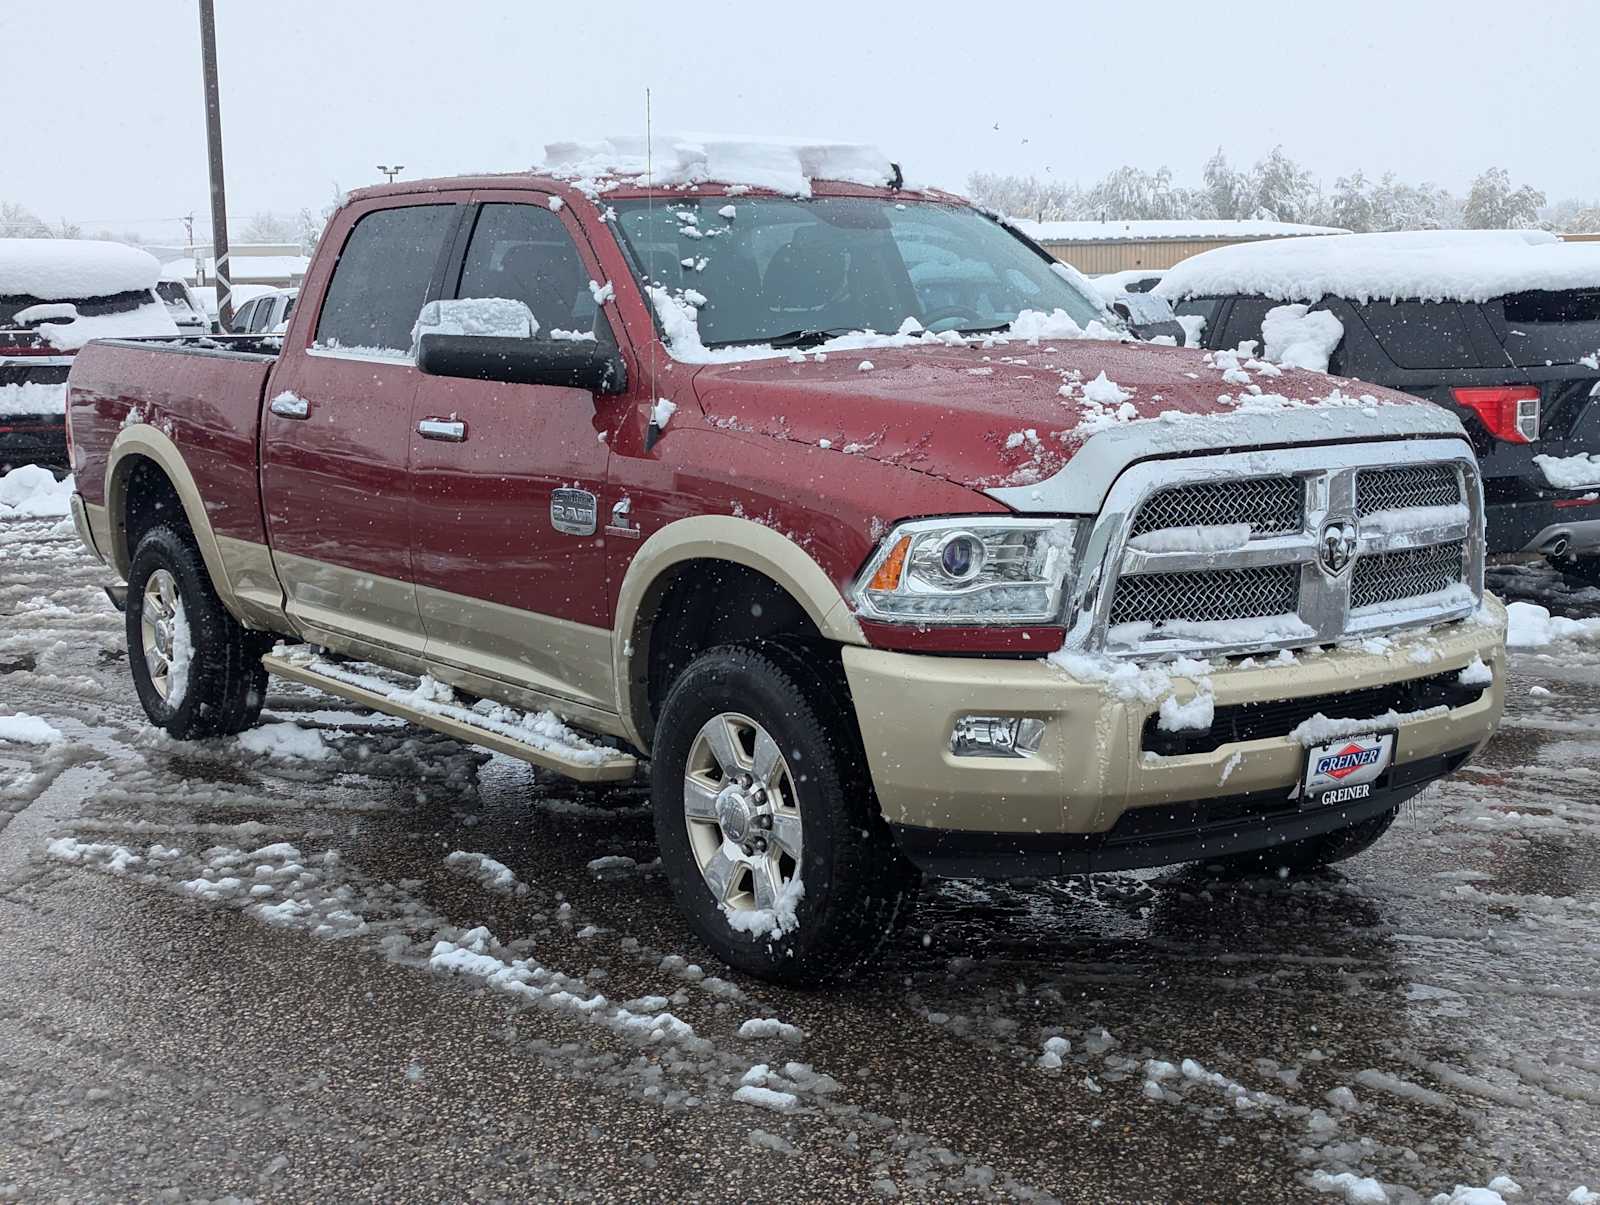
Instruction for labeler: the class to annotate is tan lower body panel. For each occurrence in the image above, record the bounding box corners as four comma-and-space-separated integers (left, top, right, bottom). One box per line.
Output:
261, 653, 636, 783
270, 549, 426, 651
843, 599, 1508, 836
216, 535, 289, 630
415, 581, 615, 715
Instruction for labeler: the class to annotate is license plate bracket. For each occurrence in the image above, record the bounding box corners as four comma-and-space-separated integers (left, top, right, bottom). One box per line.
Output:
1302, 730, 1396, 807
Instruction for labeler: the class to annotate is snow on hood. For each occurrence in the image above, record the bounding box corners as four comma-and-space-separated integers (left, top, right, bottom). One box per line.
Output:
1155, 228, 1600, 305
539, 135, 895, 198
689, 338, 1455, 504
0, 238, 162, 300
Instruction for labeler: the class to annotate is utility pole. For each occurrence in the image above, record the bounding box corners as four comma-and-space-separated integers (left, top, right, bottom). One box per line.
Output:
198, 0, 233, 329
377, 164, 405, 183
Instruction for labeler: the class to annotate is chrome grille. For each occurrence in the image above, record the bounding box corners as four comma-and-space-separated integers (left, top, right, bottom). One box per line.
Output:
1108, 565, 1301, 627
1079, 442, 1484, 659
1129, 477, 1302, 538
1351, 541, 1466, 610
1357, 465, 1461, 514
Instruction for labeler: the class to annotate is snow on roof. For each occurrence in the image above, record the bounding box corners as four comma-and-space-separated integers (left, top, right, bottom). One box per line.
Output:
1015, 219, 1349, 244
0, 238, 161, 299
539, 135, 896, 198
1155, 228, 1600, 304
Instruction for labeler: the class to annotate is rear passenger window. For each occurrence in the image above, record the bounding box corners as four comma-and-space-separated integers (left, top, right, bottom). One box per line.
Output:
315, 204, 455, 355
455, 204, 610, 342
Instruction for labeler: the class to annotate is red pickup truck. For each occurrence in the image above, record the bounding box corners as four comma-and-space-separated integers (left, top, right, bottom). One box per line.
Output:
65, 143, 1506, 982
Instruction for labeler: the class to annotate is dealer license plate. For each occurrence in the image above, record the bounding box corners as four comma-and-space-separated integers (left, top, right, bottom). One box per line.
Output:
1302, 731, 1395, 805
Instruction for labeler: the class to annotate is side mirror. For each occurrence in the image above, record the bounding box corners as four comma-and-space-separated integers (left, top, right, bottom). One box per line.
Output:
1112, 294, 1187, 345
416, 333, 627, 395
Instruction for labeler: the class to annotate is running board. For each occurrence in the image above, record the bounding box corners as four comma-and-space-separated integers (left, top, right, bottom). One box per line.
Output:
261, 651, 638, 783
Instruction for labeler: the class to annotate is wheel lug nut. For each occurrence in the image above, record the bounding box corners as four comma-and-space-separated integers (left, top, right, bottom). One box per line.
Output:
741, 842, 755, 857
755, 814, 773, 829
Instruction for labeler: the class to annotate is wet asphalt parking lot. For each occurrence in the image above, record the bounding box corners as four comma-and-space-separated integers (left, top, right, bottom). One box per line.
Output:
2, 510, 1599, 1204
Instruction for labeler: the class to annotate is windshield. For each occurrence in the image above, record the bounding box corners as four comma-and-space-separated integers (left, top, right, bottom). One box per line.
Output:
610, 196, 1106, 347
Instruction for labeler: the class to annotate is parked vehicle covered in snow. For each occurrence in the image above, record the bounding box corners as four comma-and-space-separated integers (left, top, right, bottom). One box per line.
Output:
64, 140, 1507, 983
1157, 230, 1600, 579
1, 238, 177, 471
227, 287, 297, 335
156, 265, 211, 335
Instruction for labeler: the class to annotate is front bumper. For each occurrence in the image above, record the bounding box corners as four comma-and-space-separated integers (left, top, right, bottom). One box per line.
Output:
842, 597, 1506, 877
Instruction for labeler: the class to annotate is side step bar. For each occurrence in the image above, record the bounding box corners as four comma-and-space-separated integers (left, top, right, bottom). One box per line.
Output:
261, 651, 638, 783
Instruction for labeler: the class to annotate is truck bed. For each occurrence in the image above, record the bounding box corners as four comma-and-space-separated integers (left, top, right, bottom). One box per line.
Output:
67, 335, 281, 549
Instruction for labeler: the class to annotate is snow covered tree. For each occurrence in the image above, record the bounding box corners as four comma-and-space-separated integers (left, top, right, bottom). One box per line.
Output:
964, 171, 1082, 221
241, 210, 296, 244
1541, 197, 1600, 233
1081, 166, 1197, 221
1329, 171, 1377, 232
0, 202, 51, 238
1250, 146, 1321, 225
1463, 168, 1545, 229
1200, 149, 1251, 220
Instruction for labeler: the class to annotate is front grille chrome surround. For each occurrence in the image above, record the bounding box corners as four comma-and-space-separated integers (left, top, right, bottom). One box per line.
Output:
1061, 439, 1484, 659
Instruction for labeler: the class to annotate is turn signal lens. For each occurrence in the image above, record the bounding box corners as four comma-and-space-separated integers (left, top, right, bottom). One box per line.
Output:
1453, 386, 1540, 443
868, 536, 910, 592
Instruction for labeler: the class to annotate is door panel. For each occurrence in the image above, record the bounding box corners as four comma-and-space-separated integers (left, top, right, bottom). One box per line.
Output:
261, 198, 464, 653
409, 195, 618, 705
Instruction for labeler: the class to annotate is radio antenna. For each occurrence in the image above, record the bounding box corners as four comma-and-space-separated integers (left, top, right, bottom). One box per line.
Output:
646, 87, 658, 408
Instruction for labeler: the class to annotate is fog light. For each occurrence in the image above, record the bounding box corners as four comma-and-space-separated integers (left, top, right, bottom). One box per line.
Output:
950, 715, 1046, 758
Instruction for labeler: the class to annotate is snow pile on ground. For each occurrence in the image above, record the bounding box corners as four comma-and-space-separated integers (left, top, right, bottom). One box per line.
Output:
412, 297, 537, 343
541, 135, 895, 198
1533, 452, 1600, 490
722, 874, 805, 941
237, 722, 332, 761
0, 712, 64, 745
0, 381, 67, 418
1311, 1170, 1389, 1203
738, 1017, 805, 1044
1262, 303, 1344, 371
0, 466, 74, 518
1505, 601, 1600, 648
0, 237, 161, 298
1157, 228, 1600, 305
444, 850, 530, 896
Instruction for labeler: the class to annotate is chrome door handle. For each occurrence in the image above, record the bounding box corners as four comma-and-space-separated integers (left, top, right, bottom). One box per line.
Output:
269, 394, 310, 419
417, 418, 467, 442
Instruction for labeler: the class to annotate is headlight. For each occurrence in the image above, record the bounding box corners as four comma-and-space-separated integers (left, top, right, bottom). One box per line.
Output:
850, 517, 1080, 624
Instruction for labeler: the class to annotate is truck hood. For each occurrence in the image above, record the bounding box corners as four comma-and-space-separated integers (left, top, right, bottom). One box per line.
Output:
690, 340, 1465, 513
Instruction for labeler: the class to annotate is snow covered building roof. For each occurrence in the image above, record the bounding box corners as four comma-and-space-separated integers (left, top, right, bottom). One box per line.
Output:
1014, 219, 1350, 244
162, 252, 310, 288
1155, 228, 1600, 304
0, 238, 162, 299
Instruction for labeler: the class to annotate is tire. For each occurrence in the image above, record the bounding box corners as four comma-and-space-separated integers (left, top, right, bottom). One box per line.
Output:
650, 640, 919, 985
1206, 807, 1399, 878
126, 523, 269, 739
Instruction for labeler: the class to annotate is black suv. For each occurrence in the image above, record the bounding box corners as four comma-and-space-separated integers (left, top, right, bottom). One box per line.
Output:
1161, 243, 1600, 580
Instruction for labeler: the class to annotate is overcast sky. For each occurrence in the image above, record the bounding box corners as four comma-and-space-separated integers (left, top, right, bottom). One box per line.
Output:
5, 0, 1596, 243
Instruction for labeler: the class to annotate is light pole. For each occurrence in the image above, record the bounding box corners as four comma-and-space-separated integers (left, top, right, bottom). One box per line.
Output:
198, 0, 233, 329
377, 164, 405, 183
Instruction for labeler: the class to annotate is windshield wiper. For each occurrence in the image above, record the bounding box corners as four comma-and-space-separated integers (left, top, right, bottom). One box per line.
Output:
949, 322, 1011, 337
762, 326, 860, 350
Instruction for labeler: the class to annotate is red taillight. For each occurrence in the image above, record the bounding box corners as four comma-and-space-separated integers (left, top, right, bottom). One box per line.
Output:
1452, 386, 1540, 443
